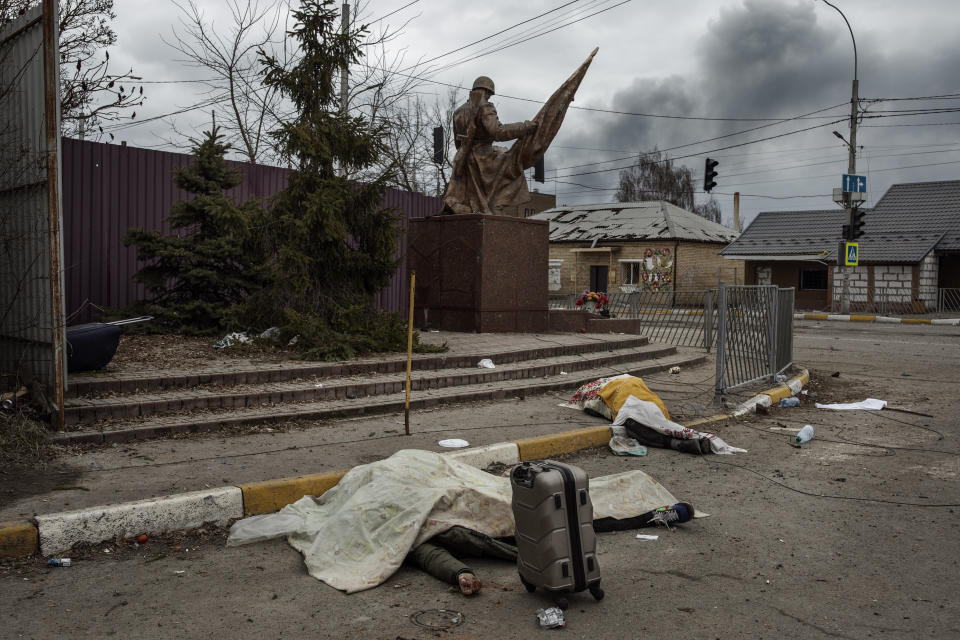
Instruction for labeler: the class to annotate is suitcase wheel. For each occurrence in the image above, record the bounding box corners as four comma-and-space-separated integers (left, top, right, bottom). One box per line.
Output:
589, 584, 605, 601
520, 576, 536, 593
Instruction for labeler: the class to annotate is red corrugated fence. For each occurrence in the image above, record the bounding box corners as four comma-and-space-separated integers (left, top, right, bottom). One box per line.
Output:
61, 137, 440, 323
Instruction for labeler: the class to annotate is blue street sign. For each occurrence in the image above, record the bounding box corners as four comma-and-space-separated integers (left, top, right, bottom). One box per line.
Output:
844, 242, 859, 266
842, 174, 866, 193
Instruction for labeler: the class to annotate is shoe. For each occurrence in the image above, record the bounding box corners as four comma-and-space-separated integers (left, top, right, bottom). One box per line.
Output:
647, 502, 694, 528
669, 438, 703, 454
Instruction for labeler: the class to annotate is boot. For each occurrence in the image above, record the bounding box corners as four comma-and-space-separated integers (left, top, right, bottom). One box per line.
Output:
669, 438, 704, 454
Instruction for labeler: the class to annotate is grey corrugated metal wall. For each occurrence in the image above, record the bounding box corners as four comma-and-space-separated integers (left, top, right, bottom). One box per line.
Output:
0, 5, 66, 398
61, 138, 440, 322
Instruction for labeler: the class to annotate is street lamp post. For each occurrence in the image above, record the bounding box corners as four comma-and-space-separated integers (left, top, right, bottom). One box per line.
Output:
819, 0, 858, 314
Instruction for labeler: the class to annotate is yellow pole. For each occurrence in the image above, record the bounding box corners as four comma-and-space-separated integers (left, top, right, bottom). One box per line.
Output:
404, 271, 416, 436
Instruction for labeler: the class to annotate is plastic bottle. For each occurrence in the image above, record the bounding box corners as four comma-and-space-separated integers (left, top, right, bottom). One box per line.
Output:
795, 425, 814, 443
779, 397, 800, 408
46, 558, 71, 567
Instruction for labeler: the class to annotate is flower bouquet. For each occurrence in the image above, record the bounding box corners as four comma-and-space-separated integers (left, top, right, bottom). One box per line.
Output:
574, 290, 609, 314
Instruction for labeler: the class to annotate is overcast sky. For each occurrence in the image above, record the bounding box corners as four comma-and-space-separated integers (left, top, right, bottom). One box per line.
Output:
101, 0, 960, 228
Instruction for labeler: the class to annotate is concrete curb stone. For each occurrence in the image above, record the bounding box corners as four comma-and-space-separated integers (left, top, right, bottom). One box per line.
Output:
795, 313, 960, 326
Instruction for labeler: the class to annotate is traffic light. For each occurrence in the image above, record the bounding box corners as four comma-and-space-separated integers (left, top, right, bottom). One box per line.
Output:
534, 156, 545, 183
703, 157, 719, 192
850, 208, 866, 239
432, 126, 444, 164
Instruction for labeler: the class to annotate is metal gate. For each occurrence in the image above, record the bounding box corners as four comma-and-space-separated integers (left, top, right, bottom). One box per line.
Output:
715, 285, 794, 399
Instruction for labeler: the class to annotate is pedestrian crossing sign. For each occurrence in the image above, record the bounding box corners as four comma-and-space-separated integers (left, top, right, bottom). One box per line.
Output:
844, 242, 859, 266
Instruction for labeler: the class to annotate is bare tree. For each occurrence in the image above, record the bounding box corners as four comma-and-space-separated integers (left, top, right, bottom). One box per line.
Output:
615, 148, 721, 223
166, 0, 287, 163
377, 87, 458, 195
1, 0, 145, 137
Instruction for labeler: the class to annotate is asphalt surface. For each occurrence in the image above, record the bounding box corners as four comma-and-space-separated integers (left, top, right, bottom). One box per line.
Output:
2, 320, 959, 639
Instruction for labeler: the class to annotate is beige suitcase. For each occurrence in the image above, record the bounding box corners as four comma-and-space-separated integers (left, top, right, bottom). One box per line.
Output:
511, 460, 604, 609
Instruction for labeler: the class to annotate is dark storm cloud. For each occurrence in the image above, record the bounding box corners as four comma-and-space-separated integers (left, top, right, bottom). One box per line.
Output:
695, 0, 849, 116
562, 75, 697, 154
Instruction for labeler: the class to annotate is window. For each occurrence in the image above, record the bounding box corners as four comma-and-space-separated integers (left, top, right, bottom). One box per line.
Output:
800, 268, 827, 291
622, 262, 641, 285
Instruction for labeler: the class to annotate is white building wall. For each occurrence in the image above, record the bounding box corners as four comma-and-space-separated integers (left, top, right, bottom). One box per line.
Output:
831, 265, 869, 303
873, 265, 913, 305
919, 254, 938, 310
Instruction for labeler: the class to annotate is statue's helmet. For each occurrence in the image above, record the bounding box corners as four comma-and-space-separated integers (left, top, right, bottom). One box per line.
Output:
472, 76, 495, 95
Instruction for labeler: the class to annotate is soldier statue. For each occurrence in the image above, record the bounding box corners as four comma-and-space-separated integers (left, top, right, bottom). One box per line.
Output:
442, 48, 598, 216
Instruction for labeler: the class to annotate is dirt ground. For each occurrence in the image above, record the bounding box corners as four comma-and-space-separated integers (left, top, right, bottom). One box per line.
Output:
1, 321, 958, 639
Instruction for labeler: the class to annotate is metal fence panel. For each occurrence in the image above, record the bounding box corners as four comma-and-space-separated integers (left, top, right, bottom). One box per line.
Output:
0, 5, 66, 411
775, 287, 795, 373
548, 290, 717, 349
715, 285, 795, 398
939, 288, 960, 312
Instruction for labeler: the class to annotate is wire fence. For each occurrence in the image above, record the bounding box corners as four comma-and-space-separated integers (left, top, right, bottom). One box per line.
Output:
939, 288, 960, 312
548, 290, 717, 349
715, 285, 795, 400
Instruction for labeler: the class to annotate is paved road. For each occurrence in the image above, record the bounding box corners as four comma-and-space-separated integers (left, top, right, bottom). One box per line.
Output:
3, 321, 959, 639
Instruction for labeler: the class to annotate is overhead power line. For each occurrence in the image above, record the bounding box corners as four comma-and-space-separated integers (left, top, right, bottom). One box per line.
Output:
399, 0, 584, 73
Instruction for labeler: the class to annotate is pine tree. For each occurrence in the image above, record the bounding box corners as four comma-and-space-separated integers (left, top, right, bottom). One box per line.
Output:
243, 0, 407, 359
125, 128, 269, 335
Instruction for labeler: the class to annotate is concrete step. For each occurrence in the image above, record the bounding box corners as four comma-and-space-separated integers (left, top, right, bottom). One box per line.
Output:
62, 343, 677, 426
65, 336, 652, 397
50, 351, 706, 445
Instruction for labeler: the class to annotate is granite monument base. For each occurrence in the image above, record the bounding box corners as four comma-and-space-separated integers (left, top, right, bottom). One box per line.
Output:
406, 213, 549, 333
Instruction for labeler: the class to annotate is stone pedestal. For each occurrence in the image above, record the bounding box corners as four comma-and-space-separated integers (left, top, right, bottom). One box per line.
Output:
406, 214, 549, 332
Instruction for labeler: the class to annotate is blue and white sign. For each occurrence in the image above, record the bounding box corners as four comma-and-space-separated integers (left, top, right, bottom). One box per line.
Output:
842, 174, 867, 193
844, 242, 859, 267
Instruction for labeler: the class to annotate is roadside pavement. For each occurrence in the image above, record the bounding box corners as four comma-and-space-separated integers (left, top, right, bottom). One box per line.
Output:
2, 320, 958, 638
2, 346, 957, 638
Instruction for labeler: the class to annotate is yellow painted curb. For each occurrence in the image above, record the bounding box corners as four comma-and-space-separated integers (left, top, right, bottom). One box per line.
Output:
514, 426, 612, 460
849, 315, 876, 322
0, 520, 38, 558
239, 470, 348, 516
763, 385, 793, 403
804, 313, 829, 320
902, 318, 931, 324
759, 370, 810, 404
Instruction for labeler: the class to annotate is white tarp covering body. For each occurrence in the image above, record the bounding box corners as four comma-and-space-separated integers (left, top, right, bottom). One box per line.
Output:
227, 449, 681, 593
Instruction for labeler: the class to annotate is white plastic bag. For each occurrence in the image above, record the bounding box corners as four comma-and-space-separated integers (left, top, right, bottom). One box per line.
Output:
477, 358, 495, 369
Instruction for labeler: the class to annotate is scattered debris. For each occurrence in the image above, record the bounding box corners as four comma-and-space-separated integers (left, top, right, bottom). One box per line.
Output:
831, 371, 840, 377
46, 558, 71, 567
477, 358, 495, 369
609, 435, 647, 457
815, 398, 887, 411
636, 534, 659, 541
536, 607, 566, 629
669, 366, 681, 375
438, 438, 469, 448
410, 609, 464, 630
779, 397, 800, 408
213, 332, 251, 349
137, 534, 148, 544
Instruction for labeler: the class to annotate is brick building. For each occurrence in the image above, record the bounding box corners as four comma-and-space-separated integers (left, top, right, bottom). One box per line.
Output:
529, 201, 741, 295
720, 180, 960, 312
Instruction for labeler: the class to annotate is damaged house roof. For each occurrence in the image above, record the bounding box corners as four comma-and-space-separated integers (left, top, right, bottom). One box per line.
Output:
721, 179, 960, 264
528, 201, 740, 244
